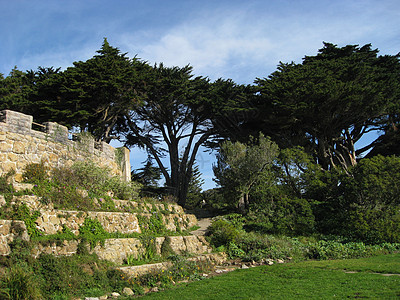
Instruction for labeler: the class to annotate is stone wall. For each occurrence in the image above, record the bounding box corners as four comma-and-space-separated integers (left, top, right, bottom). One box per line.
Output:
117, 253, 226, 278
33, 210, 196, 235
0, 194, 198, 256
0, 110, 131, 182
30, 235, 212, 264
0, 220, 29, 255
7, 195, 196, 235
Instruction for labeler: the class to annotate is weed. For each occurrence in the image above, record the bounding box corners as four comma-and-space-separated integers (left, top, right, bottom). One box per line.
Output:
79, 217, 108, 248
9, 204, 42, 237
22, 161, 48, 184
0, 170, 16, 202
0, 264, 42, 300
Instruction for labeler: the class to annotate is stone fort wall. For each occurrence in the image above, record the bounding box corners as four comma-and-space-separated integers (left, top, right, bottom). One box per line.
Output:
0, 110, 131, 182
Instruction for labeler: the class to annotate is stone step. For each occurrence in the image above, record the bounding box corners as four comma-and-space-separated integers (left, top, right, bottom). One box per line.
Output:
117, 253, 227, 278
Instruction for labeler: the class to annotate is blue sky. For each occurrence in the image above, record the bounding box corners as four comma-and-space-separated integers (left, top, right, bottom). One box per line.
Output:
1, 0, 399, 189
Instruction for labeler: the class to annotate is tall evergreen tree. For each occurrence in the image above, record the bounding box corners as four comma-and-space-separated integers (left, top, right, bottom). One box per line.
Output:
60, 38, 150, 142
254, 43, 400, 171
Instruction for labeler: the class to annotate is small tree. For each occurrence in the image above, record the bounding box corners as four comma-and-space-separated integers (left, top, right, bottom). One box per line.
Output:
213, 133, 279, 211
186, 163, 205, 208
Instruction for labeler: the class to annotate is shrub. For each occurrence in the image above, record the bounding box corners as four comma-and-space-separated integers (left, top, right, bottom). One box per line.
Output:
137, 213, 166, 235
246, 196, 315, 236
10, 204, 42, 237
313, 155, 400, 243
160, 236, 175, 258
22, 162, 48, 184
207, 219, 241, 247
26, 160, 140, 211
0, 170, 15, 195
79, 217, 108, 248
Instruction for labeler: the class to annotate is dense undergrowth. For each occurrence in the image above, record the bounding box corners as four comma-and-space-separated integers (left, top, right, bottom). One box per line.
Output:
1, 162, 400, 299
0, 238, 215, 299
207, 214, 400, 263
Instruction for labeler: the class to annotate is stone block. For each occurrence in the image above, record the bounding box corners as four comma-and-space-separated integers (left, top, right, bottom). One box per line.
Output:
2, 161, 16, 173
12, 141, 26, 154
0, 220, 11, 235
0, 240, 10, 255
0, 141, 12, 152
7, 152, 18, 162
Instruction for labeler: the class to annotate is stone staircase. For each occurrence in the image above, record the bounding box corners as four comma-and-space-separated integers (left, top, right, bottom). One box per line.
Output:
0, 183, 225, 274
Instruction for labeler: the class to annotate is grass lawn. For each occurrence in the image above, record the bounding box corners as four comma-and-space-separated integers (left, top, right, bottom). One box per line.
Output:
143, 253, 400, 299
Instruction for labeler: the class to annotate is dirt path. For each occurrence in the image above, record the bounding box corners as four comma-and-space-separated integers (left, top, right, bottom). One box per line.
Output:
186, 209, 215, 236
191, 217, 212, 236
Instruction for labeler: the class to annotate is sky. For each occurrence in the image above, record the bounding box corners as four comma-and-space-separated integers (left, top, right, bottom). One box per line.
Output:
1, 0, 399, 190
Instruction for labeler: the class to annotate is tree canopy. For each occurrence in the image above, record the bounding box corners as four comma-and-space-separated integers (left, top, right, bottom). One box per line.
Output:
1, 40, 400, 213
253, 42, 400, 171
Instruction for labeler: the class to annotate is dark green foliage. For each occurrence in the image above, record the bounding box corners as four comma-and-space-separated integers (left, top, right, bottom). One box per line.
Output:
213, 133, 279, 210
207, 219, 241, 247
132, 158, 162, 187
160, 236, 175, 258
124, 64, 215, 207
313, 155, 400, 243
0, 170, 15, 202
0, 264, 42, 300
185, 163, 205, 209
9, 204, 41, 237
35, 253, 130, 298
254, 43, 400, 171
78, 217, 108, 248
58, 38, 149, 142
246, 197, 315, 236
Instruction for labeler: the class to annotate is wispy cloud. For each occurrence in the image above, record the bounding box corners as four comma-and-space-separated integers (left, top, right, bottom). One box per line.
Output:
2, 0, 398, 83
120, 0, 400, 83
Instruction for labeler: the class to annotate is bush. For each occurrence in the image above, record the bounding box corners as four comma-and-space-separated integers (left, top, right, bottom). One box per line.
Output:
313, 155, 400, 243
207, 219, 241, 247
26, 160, 140, 211
246, 197, 315, 236
79, 217, 109, 248
22, 162, 48, 184
10, 204, 42, 237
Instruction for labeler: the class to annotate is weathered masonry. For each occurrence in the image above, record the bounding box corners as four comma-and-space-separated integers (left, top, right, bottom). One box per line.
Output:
0, 110, 131, 182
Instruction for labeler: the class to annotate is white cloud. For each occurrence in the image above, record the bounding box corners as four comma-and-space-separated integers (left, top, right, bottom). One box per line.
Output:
119, 1, 400, 83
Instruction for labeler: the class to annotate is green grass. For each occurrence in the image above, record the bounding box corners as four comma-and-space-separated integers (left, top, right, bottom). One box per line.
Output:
143, 254, 400, 299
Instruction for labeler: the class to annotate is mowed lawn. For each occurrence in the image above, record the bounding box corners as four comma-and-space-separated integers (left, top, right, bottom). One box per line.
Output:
143, 254, 400, 299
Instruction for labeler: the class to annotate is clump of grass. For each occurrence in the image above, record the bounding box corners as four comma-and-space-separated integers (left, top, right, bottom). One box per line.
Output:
0, 264, 42, 300
22, 160, 141, 211
0, 170, 16, 202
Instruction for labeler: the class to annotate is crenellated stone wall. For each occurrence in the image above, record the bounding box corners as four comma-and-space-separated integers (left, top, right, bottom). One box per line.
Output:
0, 110, 131, 182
